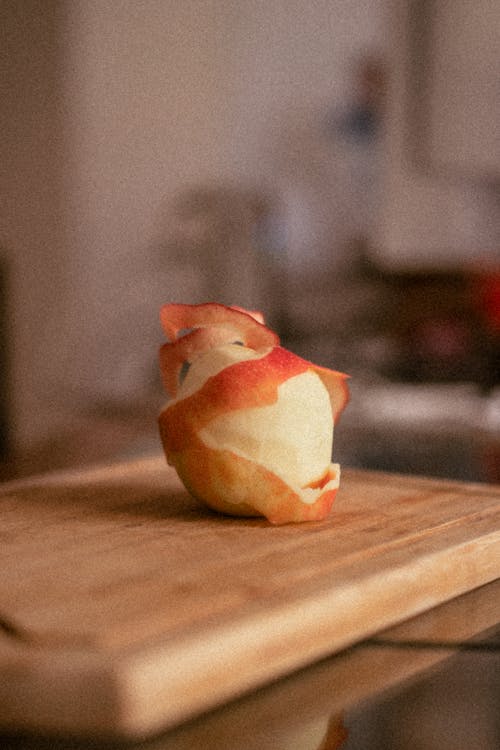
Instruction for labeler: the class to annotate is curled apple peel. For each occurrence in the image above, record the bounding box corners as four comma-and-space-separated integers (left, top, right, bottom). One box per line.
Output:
158, 303, 349, 524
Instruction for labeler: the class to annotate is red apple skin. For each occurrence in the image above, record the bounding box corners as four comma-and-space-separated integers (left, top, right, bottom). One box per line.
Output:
160, 346, 348, 453
160, 302, 278, 347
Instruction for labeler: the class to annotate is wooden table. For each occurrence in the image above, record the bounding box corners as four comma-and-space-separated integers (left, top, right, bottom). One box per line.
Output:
1, 455, 499, 739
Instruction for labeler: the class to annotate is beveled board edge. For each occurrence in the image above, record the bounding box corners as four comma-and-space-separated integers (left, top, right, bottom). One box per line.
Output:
1, 528, 498, 739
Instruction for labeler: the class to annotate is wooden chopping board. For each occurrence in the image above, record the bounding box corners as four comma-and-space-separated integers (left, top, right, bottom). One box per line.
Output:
1, 455, 499, 738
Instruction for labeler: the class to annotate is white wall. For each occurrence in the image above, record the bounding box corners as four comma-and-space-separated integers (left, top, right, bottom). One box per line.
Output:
60, 0, 238, 406
2, 0, 385, 446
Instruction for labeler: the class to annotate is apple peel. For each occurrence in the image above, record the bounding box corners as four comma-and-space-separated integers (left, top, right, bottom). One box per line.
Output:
158, 303, 349, 524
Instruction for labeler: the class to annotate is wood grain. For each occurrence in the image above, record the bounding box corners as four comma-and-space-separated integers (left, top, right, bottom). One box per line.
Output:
0, 455, 499, 737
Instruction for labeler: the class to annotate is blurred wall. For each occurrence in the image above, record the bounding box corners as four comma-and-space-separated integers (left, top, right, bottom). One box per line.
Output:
374, 0, 500, 268
0, 0, 70, 447
1, 0, 385, 448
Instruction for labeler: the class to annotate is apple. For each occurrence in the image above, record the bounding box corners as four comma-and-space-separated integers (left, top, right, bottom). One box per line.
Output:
158, 303, 349, 524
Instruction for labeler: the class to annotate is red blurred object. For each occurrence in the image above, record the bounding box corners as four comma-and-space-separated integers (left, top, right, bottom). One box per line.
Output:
475, 270, 500, 334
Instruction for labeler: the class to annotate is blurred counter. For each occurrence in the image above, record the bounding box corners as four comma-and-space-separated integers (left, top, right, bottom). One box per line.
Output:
336, 381, 500, 483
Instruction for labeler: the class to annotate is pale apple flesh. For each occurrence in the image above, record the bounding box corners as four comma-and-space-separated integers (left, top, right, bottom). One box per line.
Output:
158, 303, 349, 525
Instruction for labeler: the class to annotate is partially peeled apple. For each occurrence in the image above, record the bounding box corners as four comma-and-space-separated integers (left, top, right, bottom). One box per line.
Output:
158, 303, 349, 525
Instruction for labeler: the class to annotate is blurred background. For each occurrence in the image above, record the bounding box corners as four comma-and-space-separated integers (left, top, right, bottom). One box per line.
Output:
0, 0, 499, 482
